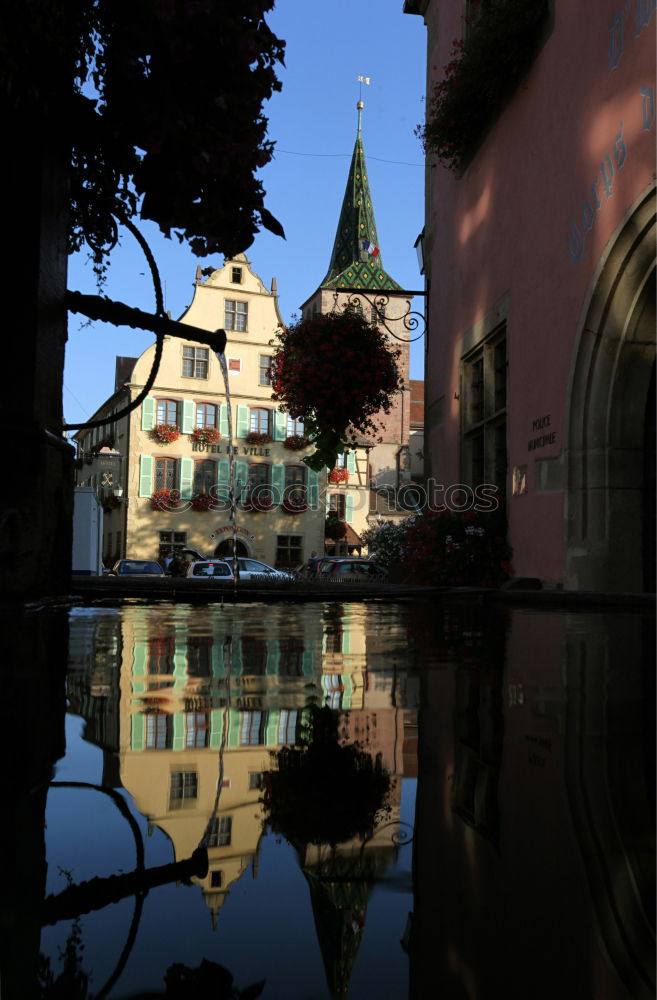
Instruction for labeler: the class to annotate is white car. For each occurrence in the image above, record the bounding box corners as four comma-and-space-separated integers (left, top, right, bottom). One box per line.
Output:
234, 558, 294, 581
185, 559, 235, 581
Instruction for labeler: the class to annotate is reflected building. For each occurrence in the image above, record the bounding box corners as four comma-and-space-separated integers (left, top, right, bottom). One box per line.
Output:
66, 602, 418, 947
409, 605, 655, 999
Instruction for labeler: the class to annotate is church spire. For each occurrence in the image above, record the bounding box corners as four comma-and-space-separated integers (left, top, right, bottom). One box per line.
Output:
320, 102, 402, 292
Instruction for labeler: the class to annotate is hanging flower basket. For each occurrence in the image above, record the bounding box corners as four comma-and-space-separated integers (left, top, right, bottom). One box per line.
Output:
190, 427, 221, 445
245, 431, 272, 445
325, 515, 347, 540
269, 311, 403, 472
151, 423, 180, 445
328, 467, 349, 484
150, 488, 181, 511
283, 434, 311, 450
191, 493, 214, 511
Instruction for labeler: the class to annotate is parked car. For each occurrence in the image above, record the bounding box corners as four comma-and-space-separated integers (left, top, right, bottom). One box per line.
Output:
317, 558, 388, 580
110, 559, 165, 577
185, 560, 235, 581
234, 558, 294, 582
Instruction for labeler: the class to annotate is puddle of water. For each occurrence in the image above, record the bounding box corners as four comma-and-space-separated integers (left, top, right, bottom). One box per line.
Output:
8, 600, 654, 1000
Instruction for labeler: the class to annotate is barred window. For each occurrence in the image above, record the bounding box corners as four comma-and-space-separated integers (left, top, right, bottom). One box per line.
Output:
182, 346, 209, 379
225, 300, 248, 332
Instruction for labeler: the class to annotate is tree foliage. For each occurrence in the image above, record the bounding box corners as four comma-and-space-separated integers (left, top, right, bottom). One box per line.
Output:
2, 0, 286, 271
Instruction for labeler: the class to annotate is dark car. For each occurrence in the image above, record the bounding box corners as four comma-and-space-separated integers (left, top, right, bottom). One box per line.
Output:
186, 560, 235, 581
110, 559, 165, 577
317, 558, 388, 580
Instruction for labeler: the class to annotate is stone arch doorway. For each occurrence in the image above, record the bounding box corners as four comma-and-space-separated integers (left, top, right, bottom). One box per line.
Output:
214, 538, 249, 558
565, 186, 656, 592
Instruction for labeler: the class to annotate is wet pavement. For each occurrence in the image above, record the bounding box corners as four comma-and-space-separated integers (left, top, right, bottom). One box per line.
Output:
2, 598, 654, 999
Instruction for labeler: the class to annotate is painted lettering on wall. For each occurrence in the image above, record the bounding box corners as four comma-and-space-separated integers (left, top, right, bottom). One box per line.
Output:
190, 442, 272, 457
567, 123, 628, 262
608, 0, 656, 72
527, 414, 556, 451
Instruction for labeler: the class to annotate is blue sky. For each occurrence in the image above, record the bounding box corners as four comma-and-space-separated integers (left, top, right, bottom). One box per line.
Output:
64, 0, 427, 428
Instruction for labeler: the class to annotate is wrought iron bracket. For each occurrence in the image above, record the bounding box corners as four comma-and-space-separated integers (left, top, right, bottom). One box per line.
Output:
325, 286, 427, 344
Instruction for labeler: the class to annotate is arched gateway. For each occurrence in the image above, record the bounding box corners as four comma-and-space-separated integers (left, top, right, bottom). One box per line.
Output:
565, 186, 656, 593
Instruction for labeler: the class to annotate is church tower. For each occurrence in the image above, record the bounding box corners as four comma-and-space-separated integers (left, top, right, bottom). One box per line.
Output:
300, 101, 412, 490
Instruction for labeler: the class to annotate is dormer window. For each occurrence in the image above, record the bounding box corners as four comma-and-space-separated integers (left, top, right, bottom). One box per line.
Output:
231, 266, 243, 284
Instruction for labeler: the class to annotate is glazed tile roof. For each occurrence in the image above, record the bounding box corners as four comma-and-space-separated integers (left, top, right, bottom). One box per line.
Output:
321, 109, 402, 292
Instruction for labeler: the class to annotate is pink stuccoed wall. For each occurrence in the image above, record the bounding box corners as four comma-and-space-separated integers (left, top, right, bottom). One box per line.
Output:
419, 0, 655, 586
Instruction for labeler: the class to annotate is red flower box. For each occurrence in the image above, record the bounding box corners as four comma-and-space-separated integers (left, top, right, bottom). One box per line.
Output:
151, 423, 180, 445
328, 467, 349, 484
190, 427, 221, 445
151, 488, 181, 511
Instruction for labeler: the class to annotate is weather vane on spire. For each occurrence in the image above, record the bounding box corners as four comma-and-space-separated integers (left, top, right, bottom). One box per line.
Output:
357, 75, 370, 101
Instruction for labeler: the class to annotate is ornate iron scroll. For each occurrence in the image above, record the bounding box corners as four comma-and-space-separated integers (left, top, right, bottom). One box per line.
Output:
327, 287, 427, 344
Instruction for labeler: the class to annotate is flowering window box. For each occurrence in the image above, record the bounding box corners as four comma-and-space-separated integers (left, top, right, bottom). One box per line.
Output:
282, 498, 308, 515
328, 467, 349, 484
243, 496, 274, 513
151, 488, 181, 511
283, 434, 311, 451
245, 431, 272, 445
151, 423, 180, 445
191, 493, 214, 511
190, 427, 221, 445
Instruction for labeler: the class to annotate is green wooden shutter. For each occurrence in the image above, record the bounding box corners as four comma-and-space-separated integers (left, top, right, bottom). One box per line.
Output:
347, 450, 357, 473
346, 494, 355, 523
210, 710, 223, 748
141, 397, 156, 430
131, 714, 145, 751
179, 457, 194, 499
265, 711, 280, 747
307, 468, 319, 509
273, 410, 287, 441
219, 404, 229, 437
234, 460, 249, 502
139, 455, 154, 497
182, 399, 194, 434
172, 714, 185, 750
265, 640, 280, 675
236, 405, 249, 439
271, 464, 285, 505
217, 459, 230, 503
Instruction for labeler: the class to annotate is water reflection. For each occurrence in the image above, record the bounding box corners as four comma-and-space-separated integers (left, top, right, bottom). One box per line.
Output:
5, 600, 652, 999
51, 602, 417, 999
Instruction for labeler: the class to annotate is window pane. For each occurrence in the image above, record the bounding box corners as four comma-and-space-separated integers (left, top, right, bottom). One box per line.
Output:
194, 460, 215, 494
286, 415, 304, 436
196, 404, 217, 428
155, 459, 176, 491
157, 400, 178, 424
259, 355, 272, 386
250, 408, 270, 434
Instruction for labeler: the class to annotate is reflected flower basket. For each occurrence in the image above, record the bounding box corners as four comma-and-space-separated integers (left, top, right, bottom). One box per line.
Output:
150, 488, 181, 511
328, 467, 349, 484
151, 423, 180, 444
